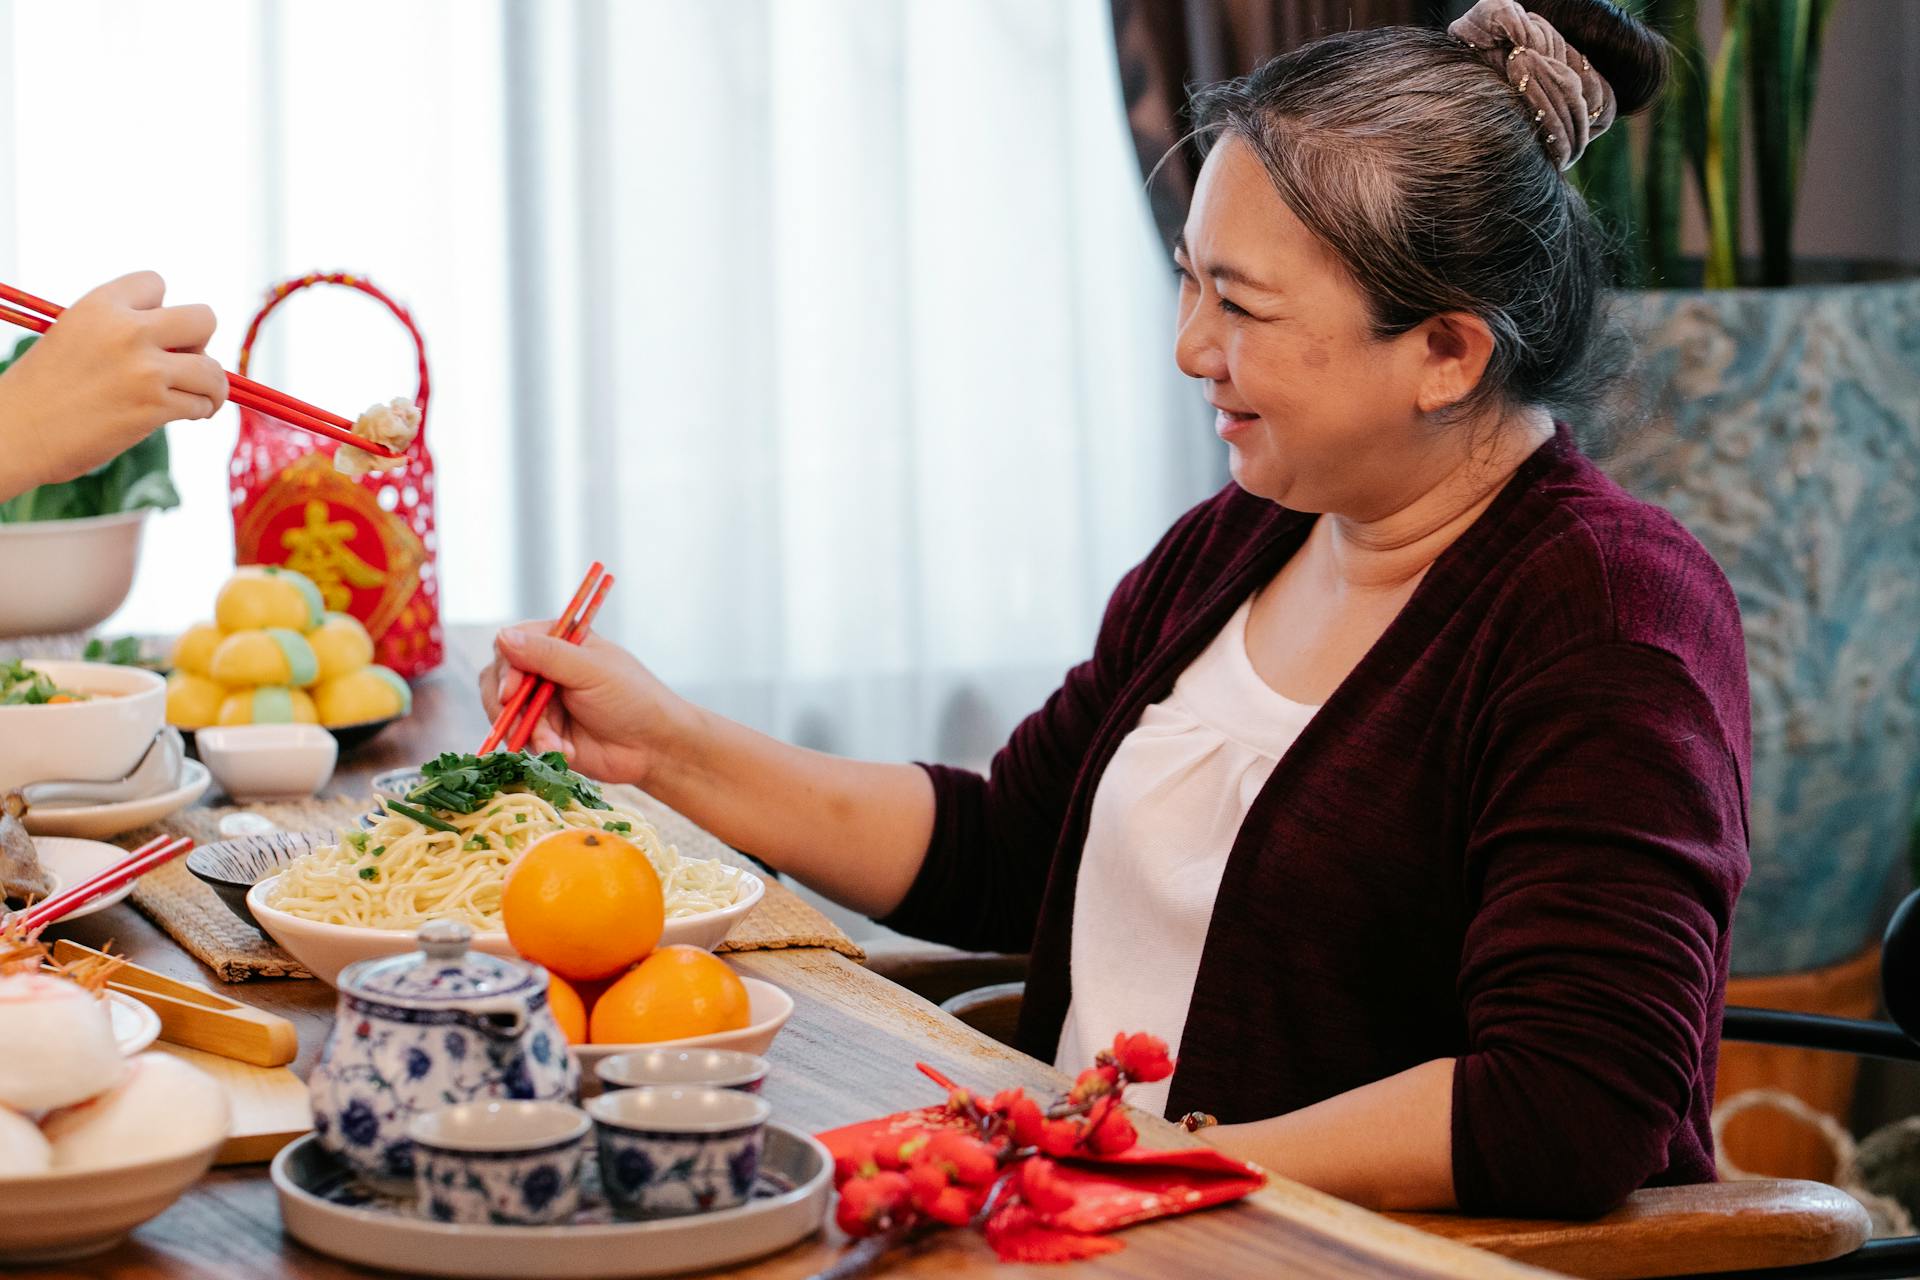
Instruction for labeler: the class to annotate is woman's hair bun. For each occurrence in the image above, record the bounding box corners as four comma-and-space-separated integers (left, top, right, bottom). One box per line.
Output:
1526, 0, 1668, 116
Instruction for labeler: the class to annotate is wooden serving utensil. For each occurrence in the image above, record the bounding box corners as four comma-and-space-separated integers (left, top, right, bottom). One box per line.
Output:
50, 939, 297, 1068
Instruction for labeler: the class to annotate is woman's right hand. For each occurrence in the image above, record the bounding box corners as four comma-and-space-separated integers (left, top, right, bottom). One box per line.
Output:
478, 623, 694, 787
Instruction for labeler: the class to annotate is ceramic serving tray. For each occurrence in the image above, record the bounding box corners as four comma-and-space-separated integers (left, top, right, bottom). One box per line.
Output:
271, 1122, 830, 1278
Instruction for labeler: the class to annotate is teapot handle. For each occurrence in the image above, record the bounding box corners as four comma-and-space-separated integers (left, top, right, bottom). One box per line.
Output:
459, 996, 528, 1039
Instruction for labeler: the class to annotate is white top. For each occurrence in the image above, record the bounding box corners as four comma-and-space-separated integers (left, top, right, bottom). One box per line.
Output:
1055, 596, 1318, 1116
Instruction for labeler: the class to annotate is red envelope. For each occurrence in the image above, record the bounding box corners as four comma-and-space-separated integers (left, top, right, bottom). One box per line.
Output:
818, 1096, 1265, 1262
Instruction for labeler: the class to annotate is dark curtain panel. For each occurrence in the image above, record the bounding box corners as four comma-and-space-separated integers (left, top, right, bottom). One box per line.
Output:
1110, 0, 1447, 250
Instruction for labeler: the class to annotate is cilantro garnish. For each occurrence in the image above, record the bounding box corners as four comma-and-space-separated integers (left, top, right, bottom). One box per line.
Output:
406, 750, 609, 814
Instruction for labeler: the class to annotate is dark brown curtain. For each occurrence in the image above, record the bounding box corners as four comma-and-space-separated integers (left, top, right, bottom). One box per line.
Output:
1110, 0, 1445, 250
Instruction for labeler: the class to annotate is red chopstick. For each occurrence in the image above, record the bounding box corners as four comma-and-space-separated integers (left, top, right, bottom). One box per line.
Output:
0, 285, 401, 459
505, 573, 616, 755
16, 834, 193, 932
479, 562, 606, 754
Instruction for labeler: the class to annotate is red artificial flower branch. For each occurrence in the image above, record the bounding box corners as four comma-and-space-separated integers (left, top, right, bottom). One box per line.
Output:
810, 1032, 1177, 1279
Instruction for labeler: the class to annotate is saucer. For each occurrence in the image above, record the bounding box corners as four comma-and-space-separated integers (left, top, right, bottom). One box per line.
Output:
23, 760, 210, 840
108, 991, 161, 1055
25, 838, 149, 921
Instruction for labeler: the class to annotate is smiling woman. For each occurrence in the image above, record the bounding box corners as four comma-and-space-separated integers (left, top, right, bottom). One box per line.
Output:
478, 0, 1750, 1223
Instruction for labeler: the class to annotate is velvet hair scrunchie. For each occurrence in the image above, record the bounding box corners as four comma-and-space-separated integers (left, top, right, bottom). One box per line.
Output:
1449, 0, 1618, 170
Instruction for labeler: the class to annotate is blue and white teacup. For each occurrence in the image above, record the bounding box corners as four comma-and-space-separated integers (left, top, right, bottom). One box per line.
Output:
593, 1049, 769, 1095
586, 1086, 772, 1217
409, 1100, 591, 1225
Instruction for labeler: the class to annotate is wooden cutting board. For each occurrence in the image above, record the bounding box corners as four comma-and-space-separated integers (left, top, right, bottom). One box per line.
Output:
153, 1043, 310, 1166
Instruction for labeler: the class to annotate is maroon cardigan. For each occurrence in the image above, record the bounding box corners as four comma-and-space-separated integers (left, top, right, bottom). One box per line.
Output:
882, 426, 1751, 1218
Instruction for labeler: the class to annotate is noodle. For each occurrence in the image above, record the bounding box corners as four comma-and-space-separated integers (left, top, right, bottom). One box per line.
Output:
266, 787, 744, 930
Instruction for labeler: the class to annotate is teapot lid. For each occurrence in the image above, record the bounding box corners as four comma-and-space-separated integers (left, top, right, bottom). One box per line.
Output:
340, 919, 543, 1004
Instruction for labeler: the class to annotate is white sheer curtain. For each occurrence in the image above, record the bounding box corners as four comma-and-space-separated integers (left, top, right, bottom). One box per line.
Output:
0, 0, 1213, 768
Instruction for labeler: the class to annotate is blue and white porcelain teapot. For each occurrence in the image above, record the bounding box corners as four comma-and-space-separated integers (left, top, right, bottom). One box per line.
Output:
309, 919, 578, 1188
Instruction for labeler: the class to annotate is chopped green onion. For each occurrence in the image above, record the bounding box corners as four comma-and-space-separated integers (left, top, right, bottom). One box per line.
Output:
358, 867, 379, 881
515, 813, 528, 824
464, 835, 490, 852
386, 800, 459, 833
603, 821, 632, 834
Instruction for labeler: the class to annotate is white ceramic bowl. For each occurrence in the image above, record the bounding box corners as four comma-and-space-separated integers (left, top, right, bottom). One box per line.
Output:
572, 979, 793, 1078
196, 724, 338, 801
0, 660, 165, 791
0, 1135, 223, 1263
0, 510, 149, 637
246, 868, 766, 987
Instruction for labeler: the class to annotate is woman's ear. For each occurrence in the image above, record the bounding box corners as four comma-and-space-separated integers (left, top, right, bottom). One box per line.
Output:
1413, 312, 1496, 415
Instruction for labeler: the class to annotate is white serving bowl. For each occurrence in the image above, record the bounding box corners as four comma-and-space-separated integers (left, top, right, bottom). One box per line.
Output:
247, 868, 766, 987
572, 979, 793, 1081
0, 1135, 223, 1263
196, 724, 338, 801
0, 510, 149, 637
0, 660, 166, 791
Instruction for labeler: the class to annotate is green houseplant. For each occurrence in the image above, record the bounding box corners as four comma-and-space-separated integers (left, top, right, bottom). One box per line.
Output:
1572, 0, 1837, 290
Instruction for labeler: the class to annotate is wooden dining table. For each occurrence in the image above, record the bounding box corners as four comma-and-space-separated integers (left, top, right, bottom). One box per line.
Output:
24, 628, 1557, 1280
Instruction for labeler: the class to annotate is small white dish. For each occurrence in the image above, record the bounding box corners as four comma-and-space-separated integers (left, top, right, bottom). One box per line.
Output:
196, 724, 338, 801
21, 760, 210, 841
107, 991, 161, 1055
0, 659, 165, 792
24, 838, 149, 922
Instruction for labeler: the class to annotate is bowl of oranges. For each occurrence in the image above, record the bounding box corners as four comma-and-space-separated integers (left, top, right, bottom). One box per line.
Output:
501, 828, 793, 1071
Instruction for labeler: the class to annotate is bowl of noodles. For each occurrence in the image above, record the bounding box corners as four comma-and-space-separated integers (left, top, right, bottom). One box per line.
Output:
225, 752, 763, 986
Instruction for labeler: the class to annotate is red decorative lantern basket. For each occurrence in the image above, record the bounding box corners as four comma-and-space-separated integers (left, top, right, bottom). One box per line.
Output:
228, 272, 442, 678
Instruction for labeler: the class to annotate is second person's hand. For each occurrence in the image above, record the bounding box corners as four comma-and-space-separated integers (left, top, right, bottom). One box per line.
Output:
0, 271, 227, 487
479, 623, 695, 787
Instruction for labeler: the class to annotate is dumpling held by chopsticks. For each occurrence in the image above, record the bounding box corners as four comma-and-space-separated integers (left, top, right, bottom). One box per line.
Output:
334, 398, 422, 477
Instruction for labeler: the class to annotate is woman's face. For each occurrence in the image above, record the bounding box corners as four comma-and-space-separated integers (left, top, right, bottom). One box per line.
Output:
1174, 136, 1455, 517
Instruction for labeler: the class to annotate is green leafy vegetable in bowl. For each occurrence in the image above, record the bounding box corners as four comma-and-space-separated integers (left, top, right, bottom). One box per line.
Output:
0, 336, 181, 523
405, 750, 610, 815
0, 658, 85, 704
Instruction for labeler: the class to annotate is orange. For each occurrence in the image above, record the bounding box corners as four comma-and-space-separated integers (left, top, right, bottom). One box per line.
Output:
588, 945, 751, 1045
502, 829, 664, 981
547, 973, 587, 1044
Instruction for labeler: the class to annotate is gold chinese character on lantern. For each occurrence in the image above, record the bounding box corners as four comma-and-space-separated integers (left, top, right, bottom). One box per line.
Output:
280, 499, 387, 610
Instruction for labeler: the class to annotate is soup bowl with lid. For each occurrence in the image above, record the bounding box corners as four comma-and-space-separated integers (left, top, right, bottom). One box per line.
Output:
307, 919, 578, 1192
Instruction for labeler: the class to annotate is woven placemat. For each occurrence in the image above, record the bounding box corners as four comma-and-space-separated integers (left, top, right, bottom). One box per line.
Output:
115, 785, 860, 983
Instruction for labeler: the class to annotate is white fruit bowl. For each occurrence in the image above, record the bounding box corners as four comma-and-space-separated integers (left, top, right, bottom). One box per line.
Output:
0, 510, 149, 636
572, 978, 793, 1083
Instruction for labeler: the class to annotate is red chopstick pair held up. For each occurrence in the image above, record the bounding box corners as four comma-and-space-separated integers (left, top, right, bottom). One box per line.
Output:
0, 283, 403, 460
11, 834, 194, 933
480, 563, 616, 756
